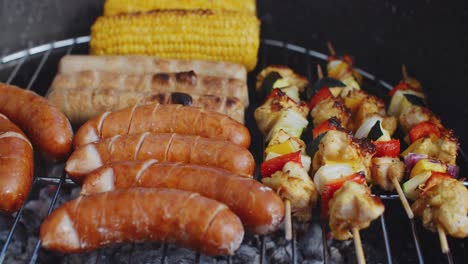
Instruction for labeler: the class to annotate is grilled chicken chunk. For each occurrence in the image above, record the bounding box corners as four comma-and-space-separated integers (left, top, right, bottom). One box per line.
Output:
313, 130, 375, 176
255, 90, 309, 135
311, 97, 351, 128
329, 181, 385, 240
256, 65, 309, 92
370, 157, 405, 191
403, 132, 458, 165
399, 105, 442, 133
262, 162, 318, 221
412, 178, 468, 238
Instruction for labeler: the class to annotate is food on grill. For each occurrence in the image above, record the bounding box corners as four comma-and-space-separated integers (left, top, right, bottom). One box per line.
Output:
49, 70, 249, 106
329, 181, 385, 240
326, 43, 363, 89
90, 9, 260, 71
391, 68, 467, 241
73, 104, 250, 148
255, 89, 309, 138
256, 65, 309, 99
66, 133, 255, 180
40, 188, 244, 255
0, 83, 73, 161
48, 89, 245, 124
58, 55, 247, 81
81, 160, 284, 235
104, 0, 256, 15
310, 96, 351, 127
412, 176, 468, 238
0, 114, 33, 213
255, 67, 317, 223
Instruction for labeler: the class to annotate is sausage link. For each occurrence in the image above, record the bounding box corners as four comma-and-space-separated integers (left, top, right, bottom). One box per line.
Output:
0, 114, 34, 213
81, 161, 284, 234
50, 70, 248, 106
40, 188, 244, 255
66, 133, 255, 181
73, 104, 250, 148
58, 55, 247, 81
0, 83, 73, 161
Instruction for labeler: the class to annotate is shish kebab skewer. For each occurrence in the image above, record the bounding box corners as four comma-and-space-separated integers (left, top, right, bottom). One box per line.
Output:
308, 66, 383, 264
255, 66, 318, 240
389, 66, 467, 253
322, 46, 415, 218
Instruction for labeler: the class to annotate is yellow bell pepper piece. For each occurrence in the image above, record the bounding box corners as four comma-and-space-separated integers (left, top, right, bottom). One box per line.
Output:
265, 140, 296, 155
410, 158, 446, 178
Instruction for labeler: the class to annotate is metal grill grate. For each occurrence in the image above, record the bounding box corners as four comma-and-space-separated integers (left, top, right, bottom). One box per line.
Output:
0, 37, 466, 264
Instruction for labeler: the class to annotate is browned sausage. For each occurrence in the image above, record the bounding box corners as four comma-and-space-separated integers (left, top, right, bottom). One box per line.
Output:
81, 160, 284, 234
0, 114, 34, 213
58, 55, 247, 81
47, 89, 245, 125
0, 83, 73, 161
49, 70, 249, 106
73, 104, 250, 148
40, 188, 244, 255
66, 133, 255, 180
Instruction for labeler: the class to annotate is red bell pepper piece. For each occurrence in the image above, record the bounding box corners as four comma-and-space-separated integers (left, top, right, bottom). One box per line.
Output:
409, 121, 441, 143
320, 172, 366, 218
342, 54, 354, 66
312, 118, 341, 139
373, 139, 400, 158
389, 82, 410, 97
309, 87, 333, 109
260, 151, 302, 178
421, 171, 452, 196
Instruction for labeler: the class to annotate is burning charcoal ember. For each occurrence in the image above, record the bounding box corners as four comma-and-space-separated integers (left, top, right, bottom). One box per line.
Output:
231, 244, 260, 263
329, 246, 344, 264
166, 245, 197, 263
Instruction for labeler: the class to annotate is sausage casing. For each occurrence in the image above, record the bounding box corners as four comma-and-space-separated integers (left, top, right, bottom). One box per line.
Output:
73, 104, 250, 148
0, 114, 34, 213
0, 83, 73, 161
66, 133, 255, 180
47, 89, 245, 125
58, 55, 247, 81
40, 188, 244, 255
81, 160, 284, 234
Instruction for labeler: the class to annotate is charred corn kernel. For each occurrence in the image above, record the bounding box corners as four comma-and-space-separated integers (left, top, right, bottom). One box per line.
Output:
104, 0, 256, 15
265, 140, 296, 155
90, 10, 260, 71
410, 159, 446, 178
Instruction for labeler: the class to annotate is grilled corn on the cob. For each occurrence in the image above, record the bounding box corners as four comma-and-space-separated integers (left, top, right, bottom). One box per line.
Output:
90, 9, 260, 70
104, 0, 256, 15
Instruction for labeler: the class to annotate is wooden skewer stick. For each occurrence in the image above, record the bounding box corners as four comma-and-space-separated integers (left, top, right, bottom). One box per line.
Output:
352, 228, 366, 264
391, 177, 414, 219
401, 64, 409, 81
317, 64, 324, 79
284, 200, 293, 240
327, 41, 336, 56
437, 225, 450, 254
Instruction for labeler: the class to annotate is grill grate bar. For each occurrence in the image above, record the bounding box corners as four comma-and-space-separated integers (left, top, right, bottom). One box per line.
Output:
409, 219, 425, 263
28, 172, 67, 263
380, 215, 393, 264
260, 234, 266, 264
160, 244, 168, 263
320, 220, 329, 264
5, 52, 28, 84
26, 45, 52, 90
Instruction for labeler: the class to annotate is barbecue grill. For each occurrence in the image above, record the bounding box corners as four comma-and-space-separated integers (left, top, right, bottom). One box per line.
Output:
1, 0, 468, 263
0, 37, 467, 264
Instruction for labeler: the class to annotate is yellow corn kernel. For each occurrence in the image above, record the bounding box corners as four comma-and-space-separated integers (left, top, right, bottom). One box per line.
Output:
90, 9, 260, 71
104, 0, 256, 15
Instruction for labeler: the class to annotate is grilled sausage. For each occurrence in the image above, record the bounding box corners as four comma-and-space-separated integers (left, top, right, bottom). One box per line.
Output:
47, 89, 245, 125
58, 55, 247, 81
49, 70, 248, 106
66, 133, 255, 180
40, 188, 244, 255
0, 114, 34, 213
73, 104, 250, 148
81, 160, 284, 234
0, 83, 73, 161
